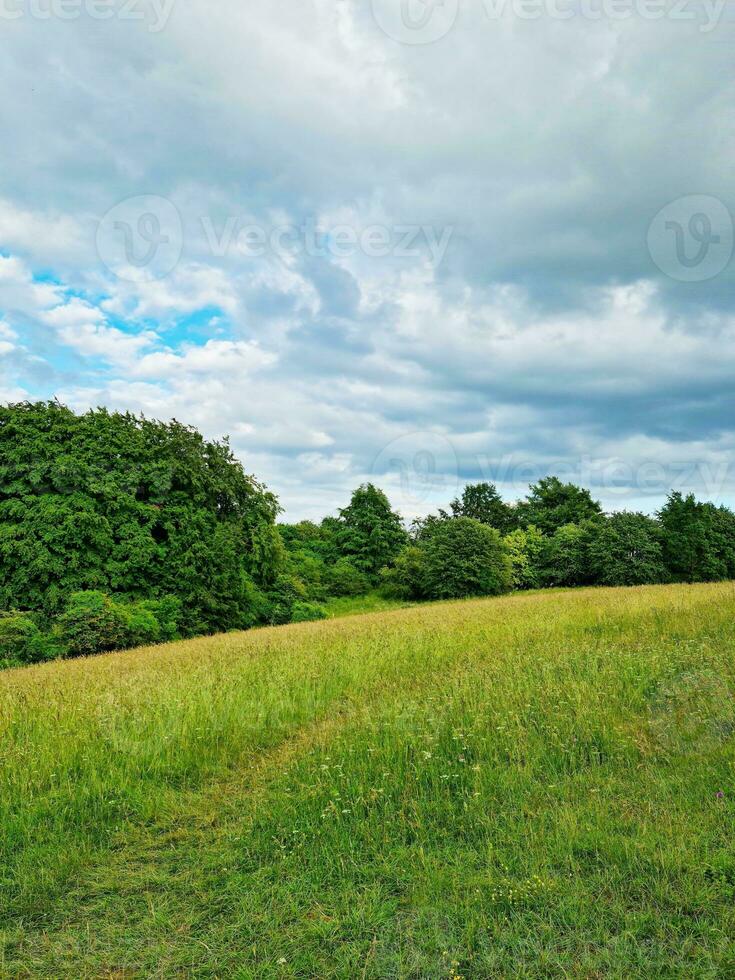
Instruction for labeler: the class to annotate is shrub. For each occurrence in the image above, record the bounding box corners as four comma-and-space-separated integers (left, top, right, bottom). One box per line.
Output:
121, 603, 161, 648
285, 550, 328, 602
421, 518, 512, 600
56, 591, 165, 657
263, 575, 308, 625
138, 596, 182, 642
325, 558, 370, 598
380, 546, 426, 600
56, 592, 132, 657
290, 601, 328, 623
0, 612, 58, 667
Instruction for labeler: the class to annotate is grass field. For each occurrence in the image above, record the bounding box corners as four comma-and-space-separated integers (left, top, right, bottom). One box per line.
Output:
2, 583, 735, 977
321, 591, 414, 618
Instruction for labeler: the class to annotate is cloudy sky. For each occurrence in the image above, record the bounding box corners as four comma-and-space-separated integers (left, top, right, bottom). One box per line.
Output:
1, 0, 734, 520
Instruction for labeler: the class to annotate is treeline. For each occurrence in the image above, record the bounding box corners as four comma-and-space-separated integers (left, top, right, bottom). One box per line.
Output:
279, 477, 735, 607
1, 403, 734, 668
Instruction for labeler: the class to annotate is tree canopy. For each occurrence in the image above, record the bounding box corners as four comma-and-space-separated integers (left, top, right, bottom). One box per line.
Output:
0, 402, 281, 634
449, 482, 518, 534
517, 476, 602, 534
335, 483, 407, 578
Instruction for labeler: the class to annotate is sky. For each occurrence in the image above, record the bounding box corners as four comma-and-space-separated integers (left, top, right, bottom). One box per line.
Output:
1, 0, 734, 522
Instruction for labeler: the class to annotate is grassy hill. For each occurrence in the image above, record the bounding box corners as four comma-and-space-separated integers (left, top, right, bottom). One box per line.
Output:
2, 583, 735, 977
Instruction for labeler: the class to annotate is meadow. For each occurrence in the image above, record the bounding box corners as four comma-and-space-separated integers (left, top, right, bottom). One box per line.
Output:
2, 582, 735, 977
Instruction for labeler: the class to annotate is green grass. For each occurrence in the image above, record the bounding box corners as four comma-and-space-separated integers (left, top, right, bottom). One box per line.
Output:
2, 583, 735, 977
322, 590, 414, 618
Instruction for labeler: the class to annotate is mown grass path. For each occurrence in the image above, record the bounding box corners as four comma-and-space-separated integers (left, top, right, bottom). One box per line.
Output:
2, 584, 735, 977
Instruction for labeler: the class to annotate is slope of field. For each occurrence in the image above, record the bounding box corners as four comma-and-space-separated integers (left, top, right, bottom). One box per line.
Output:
2, 584, 735, 977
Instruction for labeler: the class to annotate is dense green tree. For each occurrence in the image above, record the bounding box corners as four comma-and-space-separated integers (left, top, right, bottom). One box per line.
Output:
409, 513, 450, 543
658, 493, 735, 582
539, 521, 596, 588
379, 545, 426, 600
587, 512, 667, 586
336, 484, 408, 578
450, 482, 518, 534
504, 525, 545, 590
279, 520, 339, 565
325, 558, 370, 597
421, 517, 512, 600
517, 476, 602, 534
0, 402, 281, 634
706, 504, 735, 579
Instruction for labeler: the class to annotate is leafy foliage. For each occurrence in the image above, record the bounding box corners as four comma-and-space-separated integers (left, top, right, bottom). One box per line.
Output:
504, 525, 544, 590
538, 521, 596, 588
56, 590, 168, 657
379, 545, 426, 600
658, 493, 735, 583
421, 517, 512, 600
290, 601, 328, 623
518, 477, 603, 534
0, 402, 281, 635
324, 559, 371, 598
0, 612, 58, 667
450, 482, 518, 534
587, 512, 667, 586
336, 484, 408, 578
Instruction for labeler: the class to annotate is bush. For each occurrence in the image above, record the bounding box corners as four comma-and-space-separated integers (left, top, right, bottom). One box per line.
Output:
325, 558, 370, 598
380, 546, 426, 600
285, 550, 328, 602
56, 592, 131, 657
138, 596, 182, 642
290, 601, 328, 623
421, 518, 512, 600
263, 575, 308, 625
0, 612, 58, 667
56, 591, 166, 657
